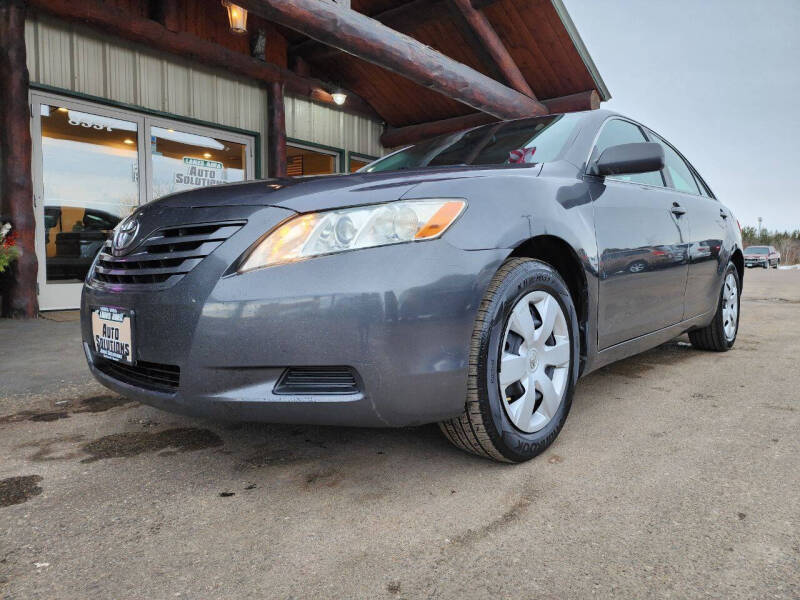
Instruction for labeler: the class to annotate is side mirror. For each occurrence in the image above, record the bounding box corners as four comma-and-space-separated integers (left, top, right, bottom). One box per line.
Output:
592, 142, 665, 177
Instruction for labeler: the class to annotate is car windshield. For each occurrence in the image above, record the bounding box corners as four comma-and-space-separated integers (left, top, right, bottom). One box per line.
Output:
364, 114, 582, 173
745, 247, 769, 254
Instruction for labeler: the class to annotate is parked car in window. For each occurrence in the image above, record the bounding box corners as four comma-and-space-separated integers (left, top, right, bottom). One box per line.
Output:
44, 206, 120, 281
81, 110, 743, 463
743, 245, 780, 268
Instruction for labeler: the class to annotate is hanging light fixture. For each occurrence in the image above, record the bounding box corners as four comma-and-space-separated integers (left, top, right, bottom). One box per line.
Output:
331, 88, 347, 106
222, 1, 248, 34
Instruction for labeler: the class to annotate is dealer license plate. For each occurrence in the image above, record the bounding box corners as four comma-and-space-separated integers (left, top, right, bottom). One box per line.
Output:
92, 306, 134, 365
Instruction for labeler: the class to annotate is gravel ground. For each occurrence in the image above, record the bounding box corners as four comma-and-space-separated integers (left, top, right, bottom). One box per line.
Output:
1, 268, 798, 599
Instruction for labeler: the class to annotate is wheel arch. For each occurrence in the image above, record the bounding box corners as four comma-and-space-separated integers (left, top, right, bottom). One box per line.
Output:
508, 235, 590, 374
731, 247, 744, 289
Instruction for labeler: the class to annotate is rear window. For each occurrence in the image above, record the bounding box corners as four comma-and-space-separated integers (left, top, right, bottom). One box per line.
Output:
364, 114, 582, 173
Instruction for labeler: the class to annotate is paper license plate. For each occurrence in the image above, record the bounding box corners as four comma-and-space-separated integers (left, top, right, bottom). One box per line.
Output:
92, 306, 134, 365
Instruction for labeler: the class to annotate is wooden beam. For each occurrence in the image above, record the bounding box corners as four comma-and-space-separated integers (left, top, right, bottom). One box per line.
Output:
236, 0, 547, 120
449, 0, 534, 97
380, 90, 600, 147
267, 81, 288, 178
0, 0, 38, 318
541, 89, 600, 113
149, 0, 179, 32
27, 0, 381, 121
292, 0, 501, 63
292, 0, 446, 62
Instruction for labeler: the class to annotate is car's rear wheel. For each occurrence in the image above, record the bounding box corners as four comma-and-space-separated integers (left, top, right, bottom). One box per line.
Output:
628, 260, 647, 273
439, 258, 579, 463
688, 262, 740, 351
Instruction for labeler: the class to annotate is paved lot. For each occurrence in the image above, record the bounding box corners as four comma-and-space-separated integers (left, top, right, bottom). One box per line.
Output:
1, 269, 798, 599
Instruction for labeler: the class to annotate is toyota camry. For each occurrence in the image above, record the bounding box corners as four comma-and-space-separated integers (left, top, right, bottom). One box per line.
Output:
81, 110, 743, 462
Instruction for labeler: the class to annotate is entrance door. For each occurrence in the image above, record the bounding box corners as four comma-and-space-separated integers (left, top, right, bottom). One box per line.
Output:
31, 93, 146, 310
31, 91, 255, 310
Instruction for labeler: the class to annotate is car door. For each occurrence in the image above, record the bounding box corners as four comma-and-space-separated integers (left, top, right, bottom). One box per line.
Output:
649, 132, 727, 320
586, 118, 690, 349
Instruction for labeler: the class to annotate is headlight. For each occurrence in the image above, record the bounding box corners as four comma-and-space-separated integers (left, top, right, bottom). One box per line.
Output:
238, 199, 465, 272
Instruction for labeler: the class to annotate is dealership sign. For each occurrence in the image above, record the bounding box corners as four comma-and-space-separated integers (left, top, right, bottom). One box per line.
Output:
176, 156, 226, 186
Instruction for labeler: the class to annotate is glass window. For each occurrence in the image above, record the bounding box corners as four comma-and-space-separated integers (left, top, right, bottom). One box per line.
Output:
592, 119, 664, 187
150, 126, 246, 199
287, 145, 338, 176
40, 105, 138, 283
349, 156, 372, 172
365, 113, 580, 173
652, 134, 700, 195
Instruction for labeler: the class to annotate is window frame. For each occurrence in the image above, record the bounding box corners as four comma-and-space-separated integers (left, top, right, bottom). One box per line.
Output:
585, 117, 667, 190
286, 138, 345, 175
644, 127, 717, 201
347, 151, 379, 173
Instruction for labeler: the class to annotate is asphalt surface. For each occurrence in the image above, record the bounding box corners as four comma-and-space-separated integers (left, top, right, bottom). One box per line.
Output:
1, 268, 798, 599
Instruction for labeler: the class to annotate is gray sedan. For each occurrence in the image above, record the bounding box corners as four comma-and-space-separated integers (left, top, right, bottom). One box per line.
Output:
81, 110, 744, 462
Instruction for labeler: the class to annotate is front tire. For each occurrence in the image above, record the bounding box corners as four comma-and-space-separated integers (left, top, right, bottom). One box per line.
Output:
689, 262, 740, 351
439, 258, 580, 463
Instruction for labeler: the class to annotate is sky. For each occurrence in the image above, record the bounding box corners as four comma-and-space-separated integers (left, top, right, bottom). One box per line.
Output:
563, 0, 800, 231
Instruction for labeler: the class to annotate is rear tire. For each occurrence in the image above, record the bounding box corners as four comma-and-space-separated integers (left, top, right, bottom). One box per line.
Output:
439, 258, 580, 463
689, 262, 740, 352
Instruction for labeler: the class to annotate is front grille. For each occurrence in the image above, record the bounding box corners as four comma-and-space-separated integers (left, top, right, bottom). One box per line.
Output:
91, 221, 245, 288
274, 367, 359, 395
95, 355, 180, 392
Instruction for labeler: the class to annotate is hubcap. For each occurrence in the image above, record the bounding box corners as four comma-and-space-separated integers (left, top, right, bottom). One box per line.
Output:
498, 291, 570, 433
722, 272, 739, 341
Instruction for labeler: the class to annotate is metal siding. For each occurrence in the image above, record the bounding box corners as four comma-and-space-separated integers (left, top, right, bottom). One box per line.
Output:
286, 95, 384, 158
136, 52, 165, 111
163, 60, 192, 117
105, 42, 137, 105
36, 17, 71, 90
24, 13, 386, 178
188, 68, 217, 123
71, 29, 105, 98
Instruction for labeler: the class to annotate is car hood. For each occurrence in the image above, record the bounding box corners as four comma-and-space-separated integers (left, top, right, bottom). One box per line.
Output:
149, 165, 536, 214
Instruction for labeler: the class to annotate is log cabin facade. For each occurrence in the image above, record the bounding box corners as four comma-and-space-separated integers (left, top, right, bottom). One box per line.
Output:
0, 0, 608, 315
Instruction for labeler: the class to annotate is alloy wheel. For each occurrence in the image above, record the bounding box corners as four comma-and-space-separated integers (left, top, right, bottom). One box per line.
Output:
722, 272, 738, 341
498, 291, 570, 433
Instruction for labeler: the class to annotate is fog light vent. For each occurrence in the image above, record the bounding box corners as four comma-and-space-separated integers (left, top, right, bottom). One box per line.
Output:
274, 367, 359, 395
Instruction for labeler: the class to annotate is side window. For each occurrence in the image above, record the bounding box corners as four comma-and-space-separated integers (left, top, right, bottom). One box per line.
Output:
692, 169, 715, 199
592, 119, 664, 187
653, 135, 700, 195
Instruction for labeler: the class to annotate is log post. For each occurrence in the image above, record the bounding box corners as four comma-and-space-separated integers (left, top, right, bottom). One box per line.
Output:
237, 0, 548, 120
267, 81, 288, 178
0, 0, 38, 318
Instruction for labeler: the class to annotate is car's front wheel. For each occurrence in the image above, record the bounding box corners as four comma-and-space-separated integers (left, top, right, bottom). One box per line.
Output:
689, 262, 740, 351
439, 258, 579, 462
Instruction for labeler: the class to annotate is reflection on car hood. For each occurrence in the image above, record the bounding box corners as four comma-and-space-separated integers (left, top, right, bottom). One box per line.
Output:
149, 165, 531, 213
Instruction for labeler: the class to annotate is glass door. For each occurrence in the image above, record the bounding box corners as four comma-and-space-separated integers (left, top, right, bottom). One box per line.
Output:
30, 91, 255, 310
31, 92, 146, 310
146, 118, 253, 200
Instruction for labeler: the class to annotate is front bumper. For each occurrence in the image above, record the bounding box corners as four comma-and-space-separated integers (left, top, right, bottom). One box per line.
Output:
81, 205, 506, 427
745, 258, 768, 267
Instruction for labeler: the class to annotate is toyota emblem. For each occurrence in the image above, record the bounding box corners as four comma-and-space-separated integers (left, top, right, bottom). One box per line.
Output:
113, 214, 140, 254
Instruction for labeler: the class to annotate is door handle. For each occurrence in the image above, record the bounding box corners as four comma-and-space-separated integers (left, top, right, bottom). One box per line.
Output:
670, 202, 686, 216
719, 209, 728, 219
